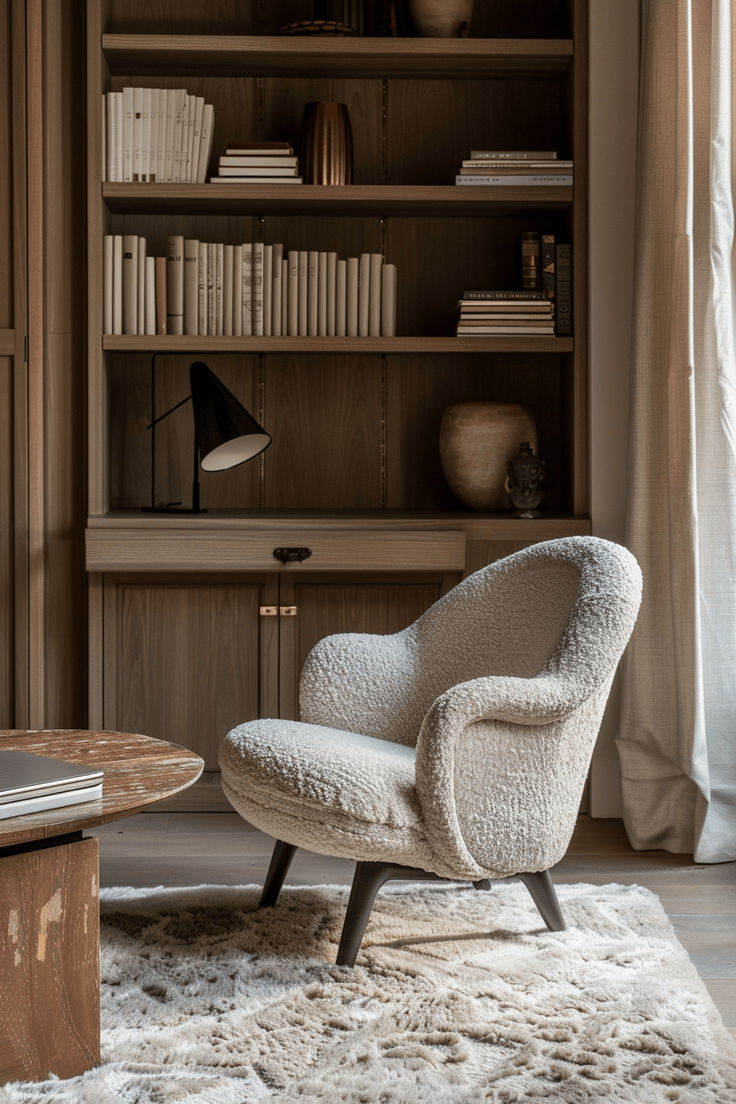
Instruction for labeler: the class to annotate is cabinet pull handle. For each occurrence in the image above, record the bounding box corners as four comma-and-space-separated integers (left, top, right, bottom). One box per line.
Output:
259, 606, 278, 617
279, 606, 298, 617
273, 547, 312, 564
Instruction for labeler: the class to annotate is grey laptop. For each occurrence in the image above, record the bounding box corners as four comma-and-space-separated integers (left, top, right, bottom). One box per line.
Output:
0, 750, 103, 804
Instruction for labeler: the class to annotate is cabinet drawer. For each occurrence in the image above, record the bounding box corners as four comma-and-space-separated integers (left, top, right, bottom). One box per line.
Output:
85, 528, 466, 573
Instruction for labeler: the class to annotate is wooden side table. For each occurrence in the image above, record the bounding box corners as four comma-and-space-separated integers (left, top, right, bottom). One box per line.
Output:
0, 730, 203, 1085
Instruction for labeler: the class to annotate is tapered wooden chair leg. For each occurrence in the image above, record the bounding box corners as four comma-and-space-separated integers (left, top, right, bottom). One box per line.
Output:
518, 870, 566, 931
336, 862, 398, 966
259, 839, 298, 908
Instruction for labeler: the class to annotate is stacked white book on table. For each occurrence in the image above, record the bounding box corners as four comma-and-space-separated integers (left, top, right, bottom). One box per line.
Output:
0, 750, 103, 820
455, 150, 572, 186
210, 143, 303, 184
456, 290, 555, 335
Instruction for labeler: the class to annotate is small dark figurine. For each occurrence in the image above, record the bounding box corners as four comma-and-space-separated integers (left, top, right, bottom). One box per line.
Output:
505, 441, 546, 518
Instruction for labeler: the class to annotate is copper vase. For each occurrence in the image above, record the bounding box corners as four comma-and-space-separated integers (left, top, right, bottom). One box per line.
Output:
299, 102, 354, 185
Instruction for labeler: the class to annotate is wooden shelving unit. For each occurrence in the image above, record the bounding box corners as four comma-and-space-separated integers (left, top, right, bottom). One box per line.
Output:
86, 0, 590, 807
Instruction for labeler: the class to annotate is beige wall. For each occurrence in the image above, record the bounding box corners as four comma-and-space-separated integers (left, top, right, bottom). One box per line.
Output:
588, 0, 640, 815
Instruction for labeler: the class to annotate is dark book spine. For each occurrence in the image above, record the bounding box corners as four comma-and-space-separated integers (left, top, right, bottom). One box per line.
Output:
521, 231, 540, 288
541, 234, 556, 298
555, 244, 572, 335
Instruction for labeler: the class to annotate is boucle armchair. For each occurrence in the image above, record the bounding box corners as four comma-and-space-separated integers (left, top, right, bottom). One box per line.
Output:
220, 536, 642, 965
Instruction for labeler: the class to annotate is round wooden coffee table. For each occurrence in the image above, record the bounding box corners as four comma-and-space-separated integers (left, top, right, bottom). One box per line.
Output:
0, 730, 203, 1085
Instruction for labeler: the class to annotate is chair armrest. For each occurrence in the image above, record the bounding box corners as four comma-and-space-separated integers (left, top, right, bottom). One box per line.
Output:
414, 674, 610, 880
299, 630, 427, 746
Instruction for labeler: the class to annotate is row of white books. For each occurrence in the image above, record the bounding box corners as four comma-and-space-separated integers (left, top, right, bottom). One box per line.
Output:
456, 149, 572, 187
211, 143, 303, 185
103, 235, 398, 337
102, 88, 214, 183
456, 290, 555, 335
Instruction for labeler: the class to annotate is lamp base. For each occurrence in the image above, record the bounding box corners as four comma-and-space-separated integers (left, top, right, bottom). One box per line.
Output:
142, 506, 208, 514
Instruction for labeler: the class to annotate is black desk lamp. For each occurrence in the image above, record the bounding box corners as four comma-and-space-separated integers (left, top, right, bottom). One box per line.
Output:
144, 360, 271, 513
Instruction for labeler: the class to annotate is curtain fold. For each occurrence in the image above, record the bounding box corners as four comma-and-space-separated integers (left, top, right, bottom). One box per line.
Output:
618, 0, 736, 862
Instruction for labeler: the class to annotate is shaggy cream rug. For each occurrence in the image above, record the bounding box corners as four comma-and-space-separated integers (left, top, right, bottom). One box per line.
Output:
2, 881, 735, 1103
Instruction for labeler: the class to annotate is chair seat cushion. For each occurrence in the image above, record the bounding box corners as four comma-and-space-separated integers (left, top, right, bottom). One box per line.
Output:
220, 719, 435, 869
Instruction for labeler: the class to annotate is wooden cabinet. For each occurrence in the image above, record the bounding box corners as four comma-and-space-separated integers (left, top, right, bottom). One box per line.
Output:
85, 0, 591, 806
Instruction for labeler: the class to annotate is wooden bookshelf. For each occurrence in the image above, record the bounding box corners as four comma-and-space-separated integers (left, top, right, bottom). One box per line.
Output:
86, 0, 590, 805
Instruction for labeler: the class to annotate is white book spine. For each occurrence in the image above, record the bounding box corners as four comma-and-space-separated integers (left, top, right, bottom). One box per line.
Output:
336, 258, 347, 337
132, 86, 143, 181
358, 253, 371, 337
183, 238, 199, 335
197, 244, 207, 335
105, 92, 121, 182
145, 255, 156, 334
122, 234, 138, 334
216, 241, 224, 336
149, 88, 160, 181
287, 250, 299, 336
233, 245, 243, 336
317, 251, 327, 336
172, 89, 187, 183
101, 94, 106, 182
122, 87, 134, 182
346, 256, 359, 337
112, 234, 123, 334
166, 234, 184, 334
326, 252, 337, 336
223, 244, 234, 336
298, 251, 308, 337
369, 253, 382, 337
103, 234, 114, 333
197, 103, 214, 183
207, 242, 216, 336
156, 89, 167, 182
184, 94, 196, 182
262, 245, 273, 337
137, 235, 146, 334
163, 88, 176, 182
381, 263, 397, 336
252, 242, 264, 336
243, 243, 253, 335
307, 250, 318, 337
190, 96, 204, 185
272, 243, 283, 336
281, 258, 288, 339
140, 87, 151, 181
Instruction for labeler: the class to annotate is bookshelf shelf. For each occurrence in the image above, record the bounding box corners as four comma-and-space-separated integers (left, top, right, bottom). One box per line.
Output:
102, 183, 573, 215
102, 335, 573, 354
102, 35, 574, 79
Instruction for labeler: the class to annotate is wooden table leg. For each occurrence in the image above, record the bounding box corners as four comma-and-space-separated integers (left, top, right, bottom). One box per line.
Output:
0, 836, 100, 1084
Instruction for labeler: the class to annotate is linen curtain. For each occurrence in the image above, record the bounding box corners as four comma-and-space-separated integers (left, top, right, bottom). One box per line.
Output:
618, 0, 736, 862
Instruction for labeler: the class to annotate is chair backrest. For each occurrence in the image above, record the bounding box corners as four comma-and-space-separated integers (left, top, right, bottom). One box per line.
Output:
300, 537, 642, 748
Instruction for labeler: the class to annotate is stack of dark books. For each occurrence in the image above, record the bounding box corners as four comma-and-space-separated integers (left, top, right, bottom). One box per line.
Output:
0, 750, 103, 820
456, 290, 555, 335
210, 142, 303, 184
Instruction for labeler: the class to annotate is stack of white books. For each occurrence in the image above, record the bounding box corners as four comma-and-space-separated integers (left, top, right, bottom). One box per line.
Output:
455, 150, 573, 186
0, 750, 103, 820
102, 87, 215, 183
103, 235, 398, 338
456, 290, 555, 335
211, 143, 302, 185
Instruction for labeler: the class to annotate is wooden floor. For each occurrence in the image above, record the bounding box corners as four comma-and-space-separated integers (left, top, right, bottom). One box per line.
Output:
94, 813, 736, 1040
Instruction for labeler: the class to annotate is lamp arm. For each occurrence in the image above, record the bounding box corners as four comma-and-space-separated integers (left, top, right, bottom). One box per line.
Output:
145, 393, 192, 430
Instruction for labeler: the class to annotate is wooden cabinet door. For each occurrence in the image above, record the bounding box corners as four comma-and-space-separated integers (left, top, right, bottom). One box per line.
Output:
101, 573, 278, 809
277, 573, 456, 720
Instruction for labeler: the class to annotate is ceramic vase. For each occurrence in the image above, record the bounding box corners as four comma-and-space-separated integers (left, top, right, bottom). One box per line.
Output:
408, 0, 473, 37
299, 101, 354, 184
439, 402, 537, 511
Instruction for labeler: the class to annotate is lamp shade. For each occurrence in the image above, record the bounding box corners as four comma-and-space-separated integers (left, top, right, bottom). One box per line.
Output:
189, 361, 271, 472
